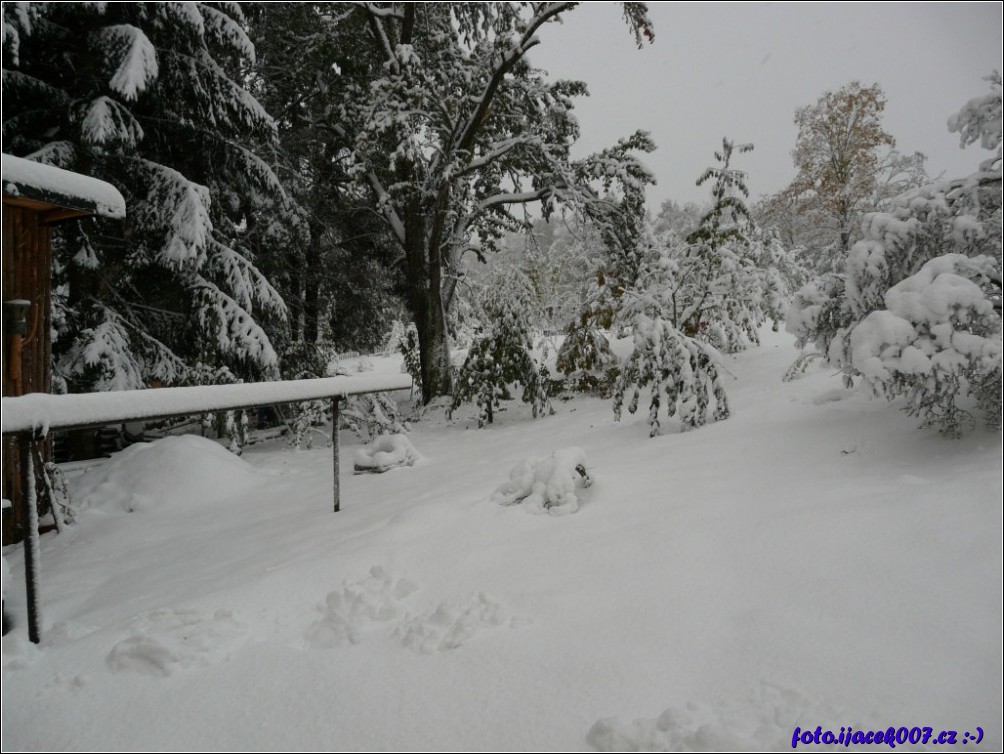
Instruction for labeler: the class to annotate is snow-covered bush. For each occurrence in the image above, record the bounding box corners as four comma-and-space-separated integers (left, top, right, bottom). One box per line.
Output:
353, 434, 422, 474
613, 310, 731, 436
491, 447, 592, 515
451, 267, 551, 427
341, 393, 409, 442
398, 324, 423, 393
555, 321, 618, 395
787, 75, 1002, 435
287, 400, 329, 450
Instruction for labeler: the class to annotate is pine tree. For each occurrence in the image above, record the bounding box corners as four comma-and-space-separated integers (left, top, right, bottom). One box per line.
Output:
611, 234, 732, 436
2, 2, 290, 392
612, 139, 805, 436
451, 266, 550, 428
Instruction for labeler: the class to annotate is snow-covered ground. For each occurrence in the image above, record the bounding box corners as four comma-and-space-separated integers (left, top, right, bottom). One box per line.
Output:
2, 328, 1001, 751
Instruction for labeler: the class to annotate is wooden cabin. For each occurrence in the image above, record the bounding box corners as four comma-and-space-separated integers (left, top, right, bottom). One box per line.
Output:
2, 154, 125, 544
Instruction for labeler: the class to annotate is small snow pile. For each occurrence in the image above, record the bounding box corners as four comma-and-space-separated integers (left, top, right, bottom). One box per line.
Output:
352, 433, 422, 474
491, 446, 592, 515
72, 435, 267, 513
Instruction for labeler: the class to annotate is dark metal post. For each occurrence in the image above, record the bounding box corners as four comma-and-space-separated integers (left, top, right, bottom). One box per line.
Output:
331, 397, 341, 513
20, 434, 41, 643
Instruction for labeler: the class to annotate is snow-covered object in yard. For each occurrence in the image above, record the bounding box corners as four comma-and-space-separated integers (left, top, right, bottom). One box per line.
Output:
73, 435, 267, 513
1, 153, 126, 218
491, 447, 592, 515
353, 434, 422, 474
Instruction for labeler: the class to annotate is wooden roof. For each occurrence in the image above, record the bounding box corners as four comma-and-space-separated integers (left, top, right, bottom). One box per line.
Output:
1, 153, 126, 222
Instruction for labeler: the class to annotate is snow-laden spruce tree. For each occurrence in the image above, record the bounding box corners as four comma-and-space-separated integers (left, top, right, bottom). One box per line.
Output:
3, 2, 294, 392
612, 138, 805, 435
452, 266, 550, 428
786, 73, 1002, 435
611, 237, 732, 436
642, 139, 803, 355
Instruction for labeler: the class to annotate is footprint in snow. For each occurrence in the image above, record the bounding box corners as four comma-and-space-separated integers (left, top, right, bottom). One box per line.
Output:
106, 607, 246, 677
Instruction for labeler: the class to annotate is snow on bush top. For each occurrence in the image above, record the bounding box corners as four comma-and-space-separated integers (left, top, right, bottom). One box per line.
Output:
1, 153, 126, 218
71, 435, 268, 513
492, 447, 592, 515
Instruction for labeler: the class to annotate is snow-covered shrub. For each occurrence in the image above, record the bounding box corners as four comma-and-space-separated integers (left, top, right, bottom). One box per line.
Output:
491, 447, 592, 515
555, 321, 618, 395
181, 363, 250, 453
613, 312, 731, 436
353, 434, 422, 474
398, 324, 422, 392
451, 267, 551, 427
341, 392, 408, 441
787, 75, 1002, 435
287, 400, 329, 450
612, 244, 732, 436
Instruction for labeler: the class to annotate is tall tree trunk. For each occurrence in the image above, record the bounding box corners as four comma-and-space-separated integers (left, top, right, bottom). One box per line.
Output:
403, 199, 452, 404
303, 218, 323, 343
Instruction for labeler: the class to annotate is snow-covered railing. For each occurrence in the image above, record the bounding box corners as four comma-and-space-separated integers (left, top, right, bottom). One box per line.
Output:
1, 373, 413, 434
2, 372, 413, 644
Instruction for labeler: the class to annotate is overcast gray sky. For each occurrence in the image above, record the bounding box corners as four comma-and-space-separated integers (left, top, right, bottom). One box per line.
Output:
529, 2, 1002, 210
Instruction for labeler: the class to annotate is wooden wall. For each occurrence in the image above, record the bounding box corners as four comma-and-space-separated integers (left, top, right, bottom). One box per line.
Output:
2, 204, 53, 544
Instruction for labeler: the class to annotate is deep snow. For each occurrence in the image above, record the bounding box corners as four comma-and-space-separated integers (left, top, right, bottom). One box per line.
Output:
2, 329, 1000, 751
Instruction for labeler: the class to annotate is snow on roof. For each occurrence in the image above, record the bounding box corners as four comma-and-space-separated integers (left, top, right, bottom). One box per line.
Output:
1, 373, 414, 436
1, 153, 126, 219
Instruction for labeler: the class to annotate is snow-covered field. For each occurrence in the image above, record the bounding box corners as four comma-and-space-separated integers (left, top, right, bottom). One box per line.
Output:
2, 329, 1001, 751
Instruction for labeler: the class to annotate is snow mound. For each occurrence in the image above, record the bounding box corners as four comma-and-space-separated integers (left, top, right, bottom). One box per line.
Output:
352, 433, 422, 474
491, 446, 592, 514
72, 435, 267, 513
587, 684, 833, 752
106, 607, 246, 677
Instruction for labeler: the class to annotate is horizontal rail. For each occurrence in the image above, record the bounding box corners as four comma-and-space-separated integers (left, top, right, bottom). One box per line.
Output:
1, 373, 414, 436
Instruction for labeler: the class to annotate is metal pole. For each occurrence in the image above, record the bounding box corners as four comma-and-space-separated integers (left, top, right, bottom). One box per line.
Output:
20, 434, 41, 644
331, 397, 340, 513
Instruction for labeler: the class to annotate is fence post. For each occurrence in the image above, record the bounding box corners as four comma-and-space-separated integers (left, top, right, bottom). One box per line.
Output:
20, 434, 41, 643
331, 397, 340, 513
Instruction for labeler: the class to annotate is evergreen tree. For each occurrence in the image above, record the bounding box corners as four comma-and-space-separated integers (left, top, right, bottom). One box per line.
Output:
244, 3, 404, 360
611, 242, 732, 436
3, 2, 290, 392
451, 266, 550, 428
612, 138, 804, 435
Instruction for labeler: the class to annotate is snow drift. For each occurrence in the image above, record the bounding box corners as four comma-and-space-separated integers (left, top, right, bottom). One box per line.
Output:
72, 435, 268, 513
